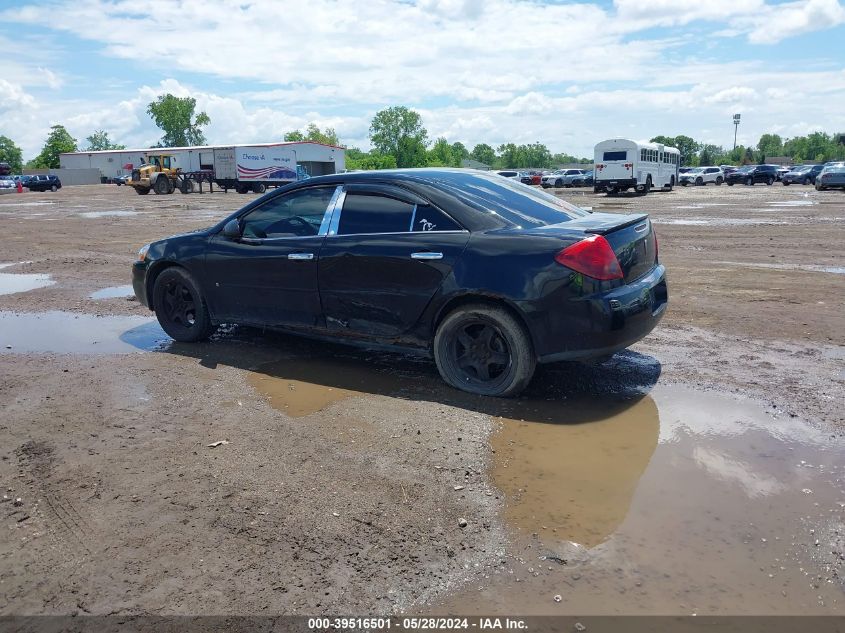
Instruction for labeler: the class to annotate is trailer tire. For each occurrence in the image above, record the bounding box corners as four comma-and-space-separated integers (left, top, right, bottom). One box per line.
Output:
252, 183, 266, 194
236, 185, 249, 194
180, 179, 194, 194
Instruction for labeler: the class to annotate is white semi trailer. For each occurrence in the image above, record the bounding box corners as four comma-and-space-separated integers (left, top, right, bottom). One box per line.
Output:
212, 145, 310, 193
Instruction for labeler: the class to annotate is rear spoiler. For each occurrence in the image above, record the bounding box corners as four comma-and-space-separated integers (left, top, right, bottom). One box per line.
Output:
571, 213, 649, 235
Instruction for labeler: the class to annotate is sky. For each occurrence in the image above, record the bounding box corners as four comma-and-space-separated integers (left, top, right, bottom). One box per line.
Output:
1, 0, 844, 160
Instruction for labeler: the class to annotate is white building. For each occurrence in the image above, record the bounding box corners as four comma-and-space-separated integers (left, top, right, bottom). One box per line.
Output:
60, 141, 345, 181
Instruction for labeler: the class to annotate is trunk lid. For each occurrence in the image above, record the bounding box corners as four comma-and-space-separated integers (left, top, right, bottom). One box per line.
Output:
532, 212, 657, 282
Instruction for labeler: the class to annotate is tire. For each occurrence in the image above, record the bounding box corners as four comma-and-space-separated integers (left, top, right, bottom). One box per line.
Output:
50, 185, 57, 192
152, 267, 216, 343
727, 181, 734, 186
766, 177, 774, 186
681, 181, 688, 187
555, 179, 562, 188
783, 181, 790, 186
716, 177, 723, 186
180, 179, 194, 194
802, 177, 809, 186
666, 176, 674, 191
640, 177, 651, 195
816, 184, 825, 191
433, 303, 535, 397
154, 177, 170, 195
135, 187, 150, 195
746, 177, 753, 186
252, 182, 266, 194
695, 177, 703, 186
236, 185, 249, 194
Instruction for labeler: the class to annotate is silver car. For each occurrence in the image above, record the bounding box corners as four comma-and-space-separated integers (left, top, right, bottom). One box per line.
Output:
542, 169, 584, 188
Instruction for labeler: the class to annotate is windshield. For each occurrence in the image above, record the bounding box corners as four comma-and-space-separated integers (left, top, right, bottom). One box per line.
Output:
791, 165, 811, 172
431, 171, 589, 227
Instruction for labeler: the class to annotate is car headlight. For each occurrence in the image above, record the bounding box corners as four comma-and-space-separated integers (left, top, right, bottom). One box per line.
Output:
137, 243, 150, 261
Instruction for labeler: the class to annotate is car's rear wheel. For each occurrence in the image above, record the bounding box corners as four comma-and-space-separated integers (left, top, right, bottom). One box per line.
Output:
50, 185, 57, 192
716, 176, 723, 185
434, 304, 535, 397
695, 177, 703, 186
152, 267, 216, 342
766, 177, 774, 185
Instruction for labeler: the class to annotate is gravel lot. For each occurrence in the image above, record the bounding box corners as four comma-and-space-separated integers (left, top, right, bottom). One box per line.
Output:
0, 182, 842, 615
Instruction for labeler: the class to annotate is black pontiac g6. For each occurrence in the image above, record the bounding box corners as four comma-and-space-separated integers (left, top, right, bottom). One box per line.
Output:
133, 169, 667, 396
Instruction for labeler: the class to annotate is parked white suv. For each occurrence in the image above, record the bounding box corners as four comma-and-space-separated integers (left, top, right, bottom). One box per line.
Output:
679, 166, 724, 186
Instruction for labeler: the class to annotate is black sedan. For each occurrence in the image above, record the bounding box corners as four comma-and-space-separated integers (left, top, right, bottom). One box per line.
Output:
133, 169, 667, 396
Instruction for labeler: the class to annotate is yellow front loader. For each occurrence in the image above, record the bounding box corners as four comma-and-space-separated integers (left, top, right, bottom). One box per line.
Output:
127, 154, 182, 195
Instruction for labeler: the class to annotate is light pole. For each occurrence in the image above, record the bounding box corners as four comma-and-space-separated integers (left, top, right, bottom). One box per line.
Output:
733, 113, 741, 151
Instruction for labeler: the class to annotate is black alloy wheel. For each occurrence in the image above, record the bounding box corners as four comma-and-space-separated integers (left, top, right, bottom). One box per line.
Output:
152, 268, 216, 342
434, 304, 535, 397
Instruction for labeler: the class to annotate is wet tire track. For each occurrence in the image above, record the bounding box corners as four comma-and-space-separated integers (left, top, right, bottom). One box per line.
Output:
15, 440, 92, 554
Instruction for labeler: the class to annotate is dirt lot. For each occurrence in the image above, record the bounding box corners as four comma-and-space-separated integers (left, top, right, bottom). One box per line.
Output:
0, 182, 843, 616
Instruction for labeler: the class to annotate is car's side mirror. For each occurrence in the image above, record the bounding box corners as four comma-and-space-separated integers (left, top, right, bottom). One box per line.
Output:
222, 219, 242, 240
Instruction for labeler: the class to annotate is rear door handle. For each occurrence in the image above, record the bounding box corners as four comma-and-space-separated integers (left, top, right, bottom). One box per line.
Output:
288, 252, 314, 260
411, 252, 443, 260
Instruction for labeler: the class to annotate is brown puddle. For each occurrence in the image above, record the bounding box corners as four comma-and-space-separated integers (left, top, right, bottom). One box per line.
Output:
245, 354, 844, 615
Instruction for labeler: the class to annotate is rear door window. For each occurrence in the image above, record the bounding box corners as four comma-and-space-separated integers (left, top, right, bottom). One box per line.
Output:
604, 151, 627, 161
411, 205, 461, 232
338, 193, 414, 235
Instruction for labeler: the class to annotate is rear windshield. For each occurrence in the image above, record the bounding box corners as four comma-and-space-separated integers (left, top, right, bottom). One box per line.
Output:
432, 171, 589, 227
602, 151, 627, 161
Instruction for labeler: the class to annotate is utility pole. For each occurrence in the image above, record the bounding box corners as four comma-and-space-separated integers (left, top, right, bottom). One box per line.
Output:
733, 113, 741, 151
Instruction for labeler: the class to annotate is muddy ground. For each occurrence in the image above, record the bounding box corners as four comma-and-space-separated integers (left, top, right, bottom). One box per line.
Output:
0, 182, 842, 616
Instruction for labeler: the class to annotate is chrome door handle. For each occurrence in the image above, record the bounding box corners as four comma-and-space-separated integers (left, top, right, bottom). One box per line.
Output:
288, 252, 314, 260
411, 252, 443, 260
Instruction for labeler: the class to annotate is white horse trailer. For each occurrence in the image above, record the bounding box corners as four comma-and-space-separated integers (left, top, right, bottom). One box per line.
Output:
594, 139, 680, 195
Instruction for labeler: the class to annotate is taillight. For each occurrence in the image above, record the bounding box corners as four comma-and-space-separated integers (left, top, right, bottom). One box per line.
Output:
555, 235, 623, 280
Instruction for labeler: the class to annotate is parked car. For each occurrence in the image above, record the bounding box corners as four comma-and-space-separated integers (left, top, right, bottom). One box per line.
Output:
775, 166, 792, 181
560, 170, 588, 187
542, 169, 585, 188
114, 174, 131, 186
679, 166, 724, 186
571, 170, 594, 186
0, 176, 16, 191
815, 165, 845, 191
26, 174, 62, 192
678, 167, 693, 175
782, 164, 823, 185
725, 164, 778, 186
132, 169, 667, 397
720, 165, 739, 177
496, 170, 533, 185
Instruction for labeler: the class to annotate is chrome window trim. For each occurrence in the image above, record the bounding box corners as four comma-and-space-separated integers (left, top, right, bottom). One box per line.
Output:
326, 230, 469, 238
408, 204, 418, 232
318, 186, 343, 237
327, 189, 346, 236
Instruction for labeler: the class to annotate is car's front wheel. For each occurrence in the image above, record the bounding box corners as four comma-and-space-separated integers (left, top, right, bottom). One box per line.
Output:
152, 267, 216, 342
766, 177, 774, 185
434, 303, 535, 397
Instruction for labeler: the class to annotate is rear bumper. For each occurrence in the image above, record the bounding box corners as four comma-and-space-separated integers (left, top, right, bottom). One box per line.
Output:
595, 178, 636, 191
531, 265, 668, 363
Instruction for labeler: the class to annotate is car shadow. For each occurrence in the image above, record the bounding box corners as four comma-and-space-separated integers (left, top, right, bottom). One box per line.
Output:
158, 325, 662, 426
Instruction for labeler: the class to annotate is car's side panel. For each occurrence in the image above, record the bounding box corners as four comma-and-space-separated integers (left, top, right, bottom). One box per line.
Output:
318, 232, 470, 338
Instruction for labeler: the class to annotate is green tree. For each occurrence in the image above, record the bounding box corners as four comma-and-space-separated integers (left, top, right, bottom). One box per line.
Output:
756, 133, 783, 161
284, 123, 340, 146
650, 135, 700, 166
369, 106, 429, 168
85, 130, 125, 151
31, 124, 78, 169
345, 148, 397, 170
450, 141, 469, 162
146, 94, 210, 147
497, 143, 519, 168
0, 136, 23, 173
470, 143, 496, 166
428, 137, 458, 167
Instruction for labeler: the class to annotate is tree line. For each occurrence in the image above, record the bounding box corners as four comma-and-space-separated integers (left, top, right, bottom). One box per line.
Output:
2, 98, 842, 174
